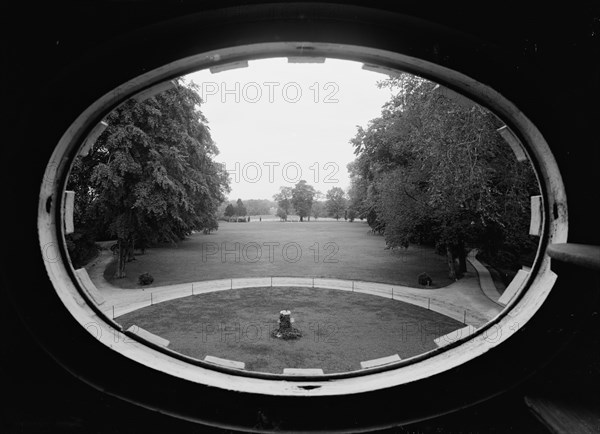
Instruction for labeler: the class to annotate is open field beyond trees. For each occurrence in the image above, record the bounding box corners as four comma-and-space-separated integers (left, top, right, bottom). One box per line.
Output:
105, 221, 454, 289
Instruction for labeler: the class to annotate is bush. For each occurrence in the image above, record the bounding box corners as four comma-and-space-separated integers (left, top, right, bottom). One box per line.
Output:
138, 272, 154, 286
65, 231, 99, 268
418, 272, 433, 286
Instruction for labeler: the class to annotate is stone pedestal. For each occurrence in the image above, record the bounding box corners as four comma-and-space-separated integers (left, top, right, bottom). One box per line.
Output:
272, 310, 302, 340
279, 310, 292, 329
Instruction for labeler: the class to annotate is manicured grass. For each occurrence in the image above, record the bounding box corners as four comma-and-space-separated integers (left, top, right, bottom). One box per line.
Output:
105, 221, 453, 289
116, 286, 463, 374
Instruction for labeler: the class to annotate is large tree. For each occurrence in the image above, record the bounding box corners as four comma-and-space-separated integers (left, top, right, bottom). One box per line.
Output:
311, 201, 325, 220
325, 187, 347, 221
224, 203, 235, 218
273, 186, 293, 216
235, 198, 247, 217
68, 79, 230, 277
349, 73, 538, 279
291, 180, 316, 222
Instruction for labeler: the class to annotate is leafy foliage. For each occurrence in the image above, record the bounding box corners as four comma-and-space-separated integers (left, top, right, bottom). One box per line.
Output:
138, 272, 154, 286
348, 74, 539, 278
311, 201, 325, 220
325, 187, 347, 220
235, 198, 247, 217
68, 79, 230, 277
224, 203, 235, 217
273, 186, 293, 217
244, 199, 276, 215
291, 180, 317, 221
65, 230, 99, 269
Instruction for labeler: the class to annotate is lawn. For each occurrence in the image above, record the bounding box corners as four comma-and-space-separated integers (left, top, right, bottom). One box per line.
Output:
116, 286, 463, 374
105, 220, 454, 289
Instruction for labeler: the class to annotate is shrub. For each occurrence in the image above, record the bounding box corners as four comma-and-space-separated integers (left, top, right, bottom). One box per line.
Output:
65, 231, 99, 268
418, 272, 433, 286
138, 272, 154, 286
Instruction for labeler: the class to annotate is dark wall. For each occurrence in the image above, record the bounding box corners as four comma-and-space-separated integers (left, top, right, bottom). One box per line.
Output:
2, 2, 598, 432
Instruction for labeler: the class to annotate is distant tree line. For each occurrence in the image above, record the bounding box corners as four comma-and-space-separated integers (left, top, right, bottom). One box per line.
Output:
221, 198, 276, 217
272, 181, 354, 222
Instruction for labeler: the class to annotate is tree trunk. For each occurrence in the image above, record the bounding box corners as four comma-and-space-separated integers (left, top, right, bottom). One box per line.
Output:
300, 215, 304, 222
458, 243, 467, 275
446, 245, 457, 281
126, 238, 136, 262
114, 239, 127, 278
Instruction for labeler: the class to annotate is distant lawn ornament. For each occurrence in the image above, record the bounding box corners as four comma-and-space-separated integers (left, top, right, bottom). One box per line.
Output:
271, 310, 302, 340
418, 272, 433, 286
138, 272, 154, 286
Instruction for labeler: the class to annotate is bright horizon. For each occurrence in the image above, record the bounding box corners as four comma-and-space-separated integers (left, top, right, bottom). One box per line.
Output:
185, 57, 394, 201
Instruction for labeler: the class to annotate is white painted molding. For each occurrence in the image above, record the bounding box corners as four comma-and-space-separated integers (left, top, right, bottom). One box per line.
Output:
434, 325, 477, 347
360, 354, 401, 369
499, 269, 530, 306
204, 355, 245, 369
361, 63, 403, 77
283, 368, 324, 375
132, 80, 177, 102
529, 195, 543, 236
288, 57, 325, 63
63, 191, 75, 234
79, 120, 108, 156
497, 125, 528, 162
127, 325, 170, 347
209, 61, 249, 74
74, 268, 105, 305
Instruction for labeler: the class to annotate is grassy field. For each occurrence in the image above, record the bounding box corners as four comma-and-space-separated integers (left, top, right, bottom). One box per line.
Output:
105, 220, 453, 289
116, 286, 463, 374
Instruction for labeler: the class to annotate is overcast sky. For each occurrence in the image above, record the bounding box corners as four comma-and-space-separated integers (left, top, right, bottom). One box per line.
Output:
185, 57, 394, 201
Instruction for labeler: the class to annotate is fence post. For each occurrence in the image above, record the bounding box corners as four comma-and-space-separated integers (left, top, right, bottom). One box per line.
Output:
463, 310, 466, 324
392, 287, 394, 300
352, 281, 354, 292
151, 293, 153, 305
112, 305, 114, 319
271, 276, 273, 288
192, 283, 194, 295
428, 298, 431, 310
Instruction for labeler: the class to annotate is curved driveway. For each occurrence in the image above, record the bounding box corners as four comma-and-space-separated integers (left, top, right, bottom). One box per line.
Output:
86, 249, 503, 328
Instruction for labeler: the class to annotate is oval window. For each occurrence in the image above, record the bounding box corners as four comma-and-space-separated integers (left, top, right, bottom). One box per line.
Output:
38, 40, 566, 408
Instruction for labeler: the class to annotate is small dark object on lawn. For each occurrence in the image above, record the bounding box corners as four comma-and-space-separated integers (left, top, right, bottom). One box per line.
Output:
139, 272, 154, 286
418, 272, 433, 286
271, 310, 302, 340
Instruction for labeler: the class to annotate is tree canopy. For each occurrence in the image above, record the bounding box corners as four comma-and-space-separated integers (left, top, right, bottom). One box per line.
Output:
235, 198, 247, 217
273, 186, 293, 221
224, 203, 235, 217
67, 79, 230, 277
348, 74, 539, 279
291, 180, 317, 222
325, 187, 347, 221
